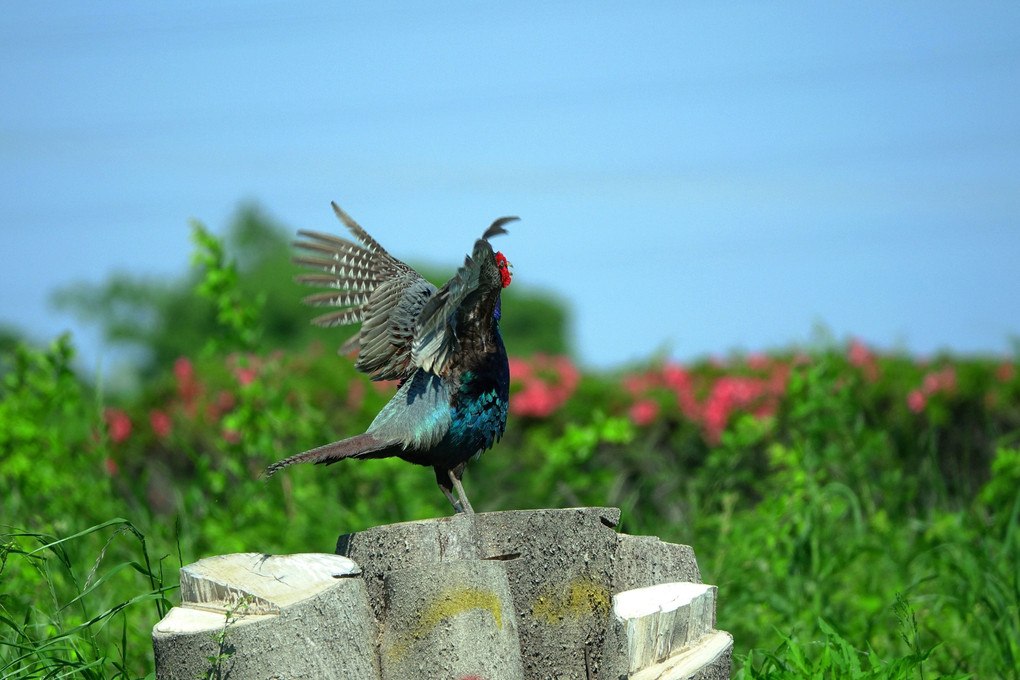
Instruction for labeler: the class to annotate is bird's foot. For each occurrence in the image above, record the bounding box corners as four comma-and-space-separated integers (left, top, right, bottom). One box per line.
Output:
449, 470, 475, 514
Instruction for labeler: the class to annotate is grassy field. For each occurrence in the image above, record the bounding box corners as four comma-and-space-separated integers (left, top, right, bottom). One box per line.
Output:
2, 227, 1017, 679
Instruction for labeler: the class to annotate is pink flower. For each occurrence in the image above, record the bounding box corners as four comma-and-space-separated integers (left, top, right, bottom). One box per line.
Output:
551, 355, 580, 392
907, 389, 926, 413
103, 457, 120, 477
847, 338, 873, 366
700, 376, 769, 444
508, 356, 532, 381
205, 390, 236, 421
173, 356, 193, 383
628, 399, 660, 426
938, 367, 957, 393
848, 338, 879, 382
767, 363, 790, 395
659, 364, 701, 420
622, 360, 789, 442
753, 402, 778, 419
150, 409, 172, 438
174, 356, 202, 415
662, 363, 690, 391
623, 372, 656, 396
373, 379, 399, 394
345, 379, 366, 411
104, 408, 131, 444
226, 352, 265, 388
236, 367, 257, 387
922, 367, 957, 395
996, 362, 1015, 383
512, 381, 559, 418
509, 354, 580, 418
217, 390, 235, 411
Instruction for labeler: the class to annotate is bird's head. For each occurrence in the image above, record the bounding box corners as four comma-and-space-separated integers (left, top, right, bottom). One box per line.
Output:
476, 216, 516, 295
495, 251, 512, 289
476, 216, 516, 325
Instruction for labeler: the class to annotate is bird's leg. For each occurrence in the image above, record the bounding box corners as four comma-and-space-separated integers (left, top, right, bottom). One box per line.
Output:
435, 466, 468, 514
449, 463, 475, 514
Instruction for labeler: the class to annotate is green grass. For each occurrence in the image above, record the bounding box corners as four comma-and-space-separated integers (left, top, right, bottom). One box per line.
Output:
1, 520, 175, 680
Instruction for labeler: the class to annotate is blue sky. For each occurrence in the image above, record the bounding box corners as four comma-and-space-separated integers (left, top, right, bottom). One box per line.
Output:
2, 2, 1019, 371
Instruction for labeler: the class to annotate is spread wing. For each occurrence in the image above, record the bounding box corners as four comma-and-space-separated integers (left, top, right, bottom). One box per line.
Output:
413, 216, 517, 374
294, 202, 436, 381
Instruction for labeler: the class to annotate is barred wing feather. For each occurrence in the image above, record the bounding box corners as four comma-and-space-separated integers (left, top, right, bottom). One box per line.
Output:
293, 202, 436, 381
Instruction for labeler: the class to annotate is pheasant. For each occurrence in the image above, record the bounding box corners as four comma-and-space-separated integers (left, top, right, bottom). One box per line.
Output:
266, 202, 516, 513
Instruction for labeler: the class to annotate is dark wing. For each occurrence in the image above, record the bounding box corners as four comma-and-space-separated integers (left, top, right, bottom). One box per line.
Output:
294, 202, 437, 381
413, 216, 517, 374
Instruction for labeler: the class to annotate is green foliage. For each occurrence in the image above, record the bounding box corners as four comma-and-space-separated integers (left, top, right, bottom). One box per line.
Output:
916, 489, 1020, 679
487, 410, 635, 510
4, 210, 1020, 679
979, 445, 1020, 514
500, 289, 571, 356
0, 334, 97, 513
201, 596, 252, 680
190, 220, 264, 354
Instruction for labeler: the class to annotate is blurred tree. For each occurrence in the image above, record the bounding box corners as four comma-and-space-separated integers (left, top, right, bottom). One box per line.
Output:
0, 324, 27, 355
52, 203, 570, 380
499, 289, 571, 357
0, 324, 29, 380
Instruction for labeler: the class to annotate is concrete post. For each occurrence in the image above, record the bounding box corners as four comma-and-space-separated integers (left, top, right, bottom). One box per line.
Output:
379, 559, 525, 680
152, 552, 379, 680
152, 508, 733, 680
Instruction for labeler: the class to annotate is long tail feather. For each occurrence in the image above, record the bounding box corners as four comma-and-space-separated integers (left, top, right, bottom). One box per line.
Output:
265, 432, 395, 477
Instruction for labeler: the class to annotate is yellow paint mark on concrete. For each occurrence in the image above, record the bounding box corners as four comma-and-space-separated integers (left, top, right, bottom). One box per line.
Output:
388, 586, 503, 660
531, 576, 610, 624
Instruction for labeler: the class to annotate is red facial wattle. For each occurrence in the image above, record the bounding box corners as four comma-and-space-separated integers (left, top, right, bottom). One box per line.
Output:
495, 252, 512, 288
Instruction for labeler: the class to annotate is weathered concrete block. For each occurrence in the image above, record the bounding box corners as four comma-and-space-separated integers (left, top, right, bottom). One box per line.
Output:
152, 552, 379, 680
154, 508, 731, 679
338, 507, 624, 679
614, 534, 702, 591
337, 511, 481, 620
379, 559, 524, 680
473, 507, 624, 680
